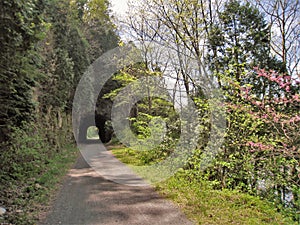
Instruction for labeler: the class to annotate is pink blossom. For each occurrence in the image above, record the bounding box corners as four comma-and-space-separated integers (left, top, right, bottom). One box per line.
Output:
261, 114, 268, 119
293, 95, 300, 101
247, 141, 273, 151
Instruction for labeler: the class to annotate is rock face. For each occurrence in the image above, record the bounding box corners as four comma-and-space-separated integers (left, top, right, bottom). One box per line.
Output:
78, 78, 119, 143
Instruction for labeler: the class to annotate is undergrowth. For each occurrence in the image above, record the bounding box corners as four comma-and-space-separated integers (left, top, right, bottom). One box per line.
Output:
0, 122, 78, 224
111, 145, 297, 225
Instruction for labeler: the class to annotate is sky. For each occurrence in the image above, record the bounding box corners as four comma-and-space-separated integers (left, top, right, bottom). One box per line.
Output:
110, 0, 129, 16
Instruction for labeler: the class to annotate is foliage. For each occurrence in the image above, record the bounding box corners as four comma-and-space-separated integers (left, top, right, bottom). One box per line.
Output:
112, 145, 295, 224
1, 0, 299, 223
105, 65, 180, 164
110, 146, 145, 166
158, 171, 297, 225
0, 117, 77, 224
207, 0, 284, 92
0, 0, 119, 224
86, 126, 99, 139
0, 0, 47, 142
250, 0, 300, 75
80, 0, 119, 62
123, 0, 299, 220
191, 68, 300, 220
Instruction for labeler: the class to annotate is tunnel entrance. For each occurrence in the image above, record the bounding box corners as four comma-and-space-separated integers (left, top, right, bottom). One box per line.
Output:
86, 126, 99, 140
78, 114, 113, 143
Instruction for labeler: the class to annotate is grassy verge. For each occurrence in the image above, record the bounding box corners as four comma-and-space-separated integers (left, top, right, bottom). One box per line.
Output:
110, 145, 296, 225
0, 144, 78, 225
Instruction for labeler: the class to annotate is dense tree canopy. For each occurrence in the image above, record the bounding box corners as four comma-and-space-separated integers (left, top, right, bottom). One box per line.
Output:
122, 0, 299, 219
207, 0, 283, 80
0, 0, 299, 223
0, 0, 119, 142
0, 0, 47, 142
0, 1, 119, 223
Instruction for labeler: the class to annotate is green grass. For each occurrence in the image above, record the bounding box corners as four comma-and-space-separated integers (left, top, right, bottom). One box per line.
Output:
157, 174, 296, 225
0, 144, 79, 225
32, 144, 78, 203
111, 145, 296, 225
110, 146, 168, 183
109, 145, 145, 166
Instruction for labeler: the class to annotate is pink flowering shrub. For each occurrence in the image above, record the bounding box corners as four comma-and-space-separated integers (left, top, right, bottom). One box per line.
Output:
242, 69, 299, 158
202, 68, 299, 215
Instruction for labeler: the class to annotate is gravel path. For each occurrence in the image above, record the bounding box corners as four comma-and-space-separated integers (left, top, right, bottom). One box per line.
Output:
40, 144, 194, 225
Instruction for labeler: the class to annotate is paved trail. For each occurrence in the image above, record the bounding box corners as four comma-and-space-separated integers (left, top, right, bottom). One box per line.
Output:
41, 144, 194, 225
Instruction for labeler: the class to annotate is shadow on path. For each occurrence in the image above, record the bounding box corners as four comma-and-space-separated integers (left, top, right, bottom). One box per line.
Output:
40, 145, 194, 225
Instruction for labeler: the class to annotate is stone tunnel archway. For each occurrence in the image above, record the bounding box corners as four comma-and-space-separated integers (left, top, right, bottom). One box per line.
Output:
78, 113, 112, 143
76, 74, 122, 144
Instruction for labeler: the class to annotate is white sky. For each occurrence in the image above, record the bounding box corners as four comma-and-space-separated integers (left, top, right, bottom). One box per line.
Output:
110, 0, 129, 16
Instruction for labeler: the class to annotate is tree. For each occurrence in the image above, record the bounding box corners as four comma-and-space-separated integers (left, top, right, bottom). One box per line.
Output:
0, 0, 122, 223
125, 0, 224, 97
0, 0, 47, 142
207, 0, 283, 84
251, 0, 300, 76
80, 0, 119, 62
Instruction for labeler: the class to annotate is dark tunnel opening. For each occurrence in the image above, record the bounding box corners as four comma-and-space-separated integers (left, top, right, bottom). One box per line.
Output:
78, 114, 113, 144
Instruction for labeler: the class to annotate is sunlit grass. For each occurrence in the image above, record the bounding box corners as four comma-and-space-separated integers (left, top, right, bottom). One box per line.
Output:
111, 145, 296, 225
0, 144, 79, 224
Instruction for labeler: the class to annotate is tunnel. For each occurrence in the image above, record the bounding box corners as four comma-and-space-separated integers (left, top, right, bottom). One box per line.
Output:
78, 114, 113, 143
